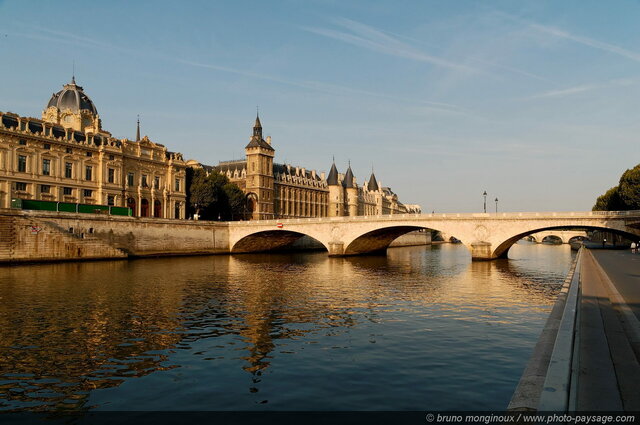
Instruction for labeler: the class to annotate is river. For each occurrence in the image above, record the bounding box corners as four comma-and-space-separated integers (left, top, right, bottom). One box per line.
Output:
0, 242, 573, 412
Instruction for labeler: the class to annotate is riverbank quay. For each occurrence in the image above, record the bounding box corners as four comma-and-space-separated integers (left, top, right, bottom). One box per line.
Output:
508, 248, 640, 411
0, 208, 230, 263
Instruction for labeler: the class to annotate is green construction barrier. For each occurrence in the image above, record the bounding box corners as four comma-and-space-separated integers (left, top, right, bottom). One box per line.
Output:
22, 200, 57, 211
58, 202, 77, 213
78, 204, 109, 214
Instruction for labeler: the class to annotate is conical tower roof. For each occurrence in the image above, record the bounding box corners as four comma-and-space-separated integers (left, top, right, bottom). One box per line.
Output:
327, 161, 339, 185
343, 164, 355, 188
367, 172, 379, 191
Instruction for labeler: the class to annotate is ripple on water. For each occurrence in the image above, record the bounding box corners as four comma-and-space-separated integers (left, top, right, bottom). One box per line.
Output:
0, 243, 569, 411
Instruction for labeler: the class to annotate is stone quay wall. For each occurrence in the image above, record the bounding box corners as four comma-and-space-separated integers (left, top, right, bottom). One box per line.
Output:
0, 209, 229, 263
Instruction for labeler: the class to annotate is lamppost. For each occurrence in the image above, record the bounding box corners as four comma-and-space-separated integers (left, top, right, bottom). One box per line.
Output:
495, 197, 498, 214
483, 191, 487, 213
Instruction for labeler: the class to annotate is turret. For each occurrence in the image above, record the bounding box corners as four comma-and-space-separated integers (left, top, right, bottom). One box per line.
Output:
343, 163, 358, 216
327, 161, 343, 217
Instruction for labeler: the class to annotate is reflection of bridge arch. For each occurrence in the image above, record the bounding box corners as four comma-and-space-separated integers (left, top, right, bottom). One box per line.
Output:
232, 230, 328, 253
227, 212, 640, 260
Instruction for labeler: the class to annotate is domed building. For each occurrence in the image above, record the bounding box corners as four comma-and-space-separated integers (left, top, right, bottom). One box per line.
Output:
42, 76, 106, 135
0, 77, 187, 218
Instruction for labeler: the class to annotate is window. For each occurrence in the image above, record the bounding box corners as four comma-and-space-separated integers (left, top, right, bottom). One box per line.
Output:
65, 162, 72, 178
19, 140, 26, 146
86, 151, 92, 157
109, 154, 115, 161
66, 148, 72, 154
43, 143, 51, 150
16, 182, 27, 191
175, 202, 181, 219
83, 189, 93, 197
175, 178, 180, 191
17, 155, 26, 172
108, 168, 115, 184
63, 187, 72, 195
42, 159, 51, 176
40, 185, 50, 194
127, 172, 134, 186
154, 176, 160, 189
142, 175, 148, 188
107, 195, 115, 206
85, 165, 92, 181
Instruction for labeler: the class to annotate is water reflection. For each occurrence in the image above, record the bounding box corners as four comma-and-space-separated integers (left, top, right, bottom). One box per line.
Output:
0, 243, 569, 411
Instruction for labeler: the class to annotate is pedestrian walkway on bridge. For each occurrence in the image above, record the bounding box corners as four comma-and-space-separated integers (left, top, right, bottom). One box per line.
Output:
509, 248, 640, 411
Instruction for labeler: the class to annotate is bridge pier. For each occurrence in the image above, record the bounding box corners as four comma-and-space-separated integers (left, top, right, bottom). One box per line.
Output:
327, 242, 345, 257
469, 242, 497, 261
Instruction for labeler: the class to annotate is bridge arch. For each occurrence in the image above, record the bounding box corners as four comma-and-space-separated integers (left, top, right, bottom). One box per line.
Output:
343, 225, 427, 256
232, 230, 328, 254
493, 225, 638, 259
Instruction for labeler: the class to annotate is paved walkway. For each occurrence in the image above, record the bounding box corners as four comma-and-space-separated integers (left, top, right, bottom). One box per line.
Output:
575, 249, 640, 411
590, 250, 640, 321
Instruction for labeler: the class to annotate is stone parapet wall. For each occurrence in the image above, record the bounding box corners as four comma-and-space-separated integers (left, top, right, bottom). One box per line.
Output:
0, 209, 229, 263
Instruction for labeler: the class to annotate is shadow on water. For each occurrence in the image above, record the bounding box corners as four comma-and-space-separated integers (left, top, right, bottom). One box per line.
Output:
0, 243, 569, 411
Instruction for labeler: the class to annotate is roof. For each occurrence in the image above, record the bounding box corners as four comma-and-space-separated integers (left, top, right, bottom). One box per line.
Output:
273, 163, 323, 181
367, 172, 379, 191
343, 165, 355, 188
245, 137, 274, 151
46, 78, 98, 115
327, 162, 339, 185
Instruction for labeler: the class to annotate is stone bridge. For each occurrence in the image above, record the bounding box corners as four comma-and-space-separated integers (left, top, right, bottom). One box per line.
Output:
528, 230, 588, 244
228, 211, 640, 260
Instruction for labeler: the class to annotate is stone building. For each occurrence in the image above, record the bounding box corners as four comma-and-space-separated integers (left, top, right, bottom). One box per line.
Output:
0, 77, 187, 218
194, 115, 420, 220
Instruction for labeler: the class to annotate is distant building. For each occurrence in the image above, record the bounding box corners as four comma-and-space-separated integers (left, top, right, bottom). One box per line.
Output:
190, 115, 420, 220
0, 77, 187, 218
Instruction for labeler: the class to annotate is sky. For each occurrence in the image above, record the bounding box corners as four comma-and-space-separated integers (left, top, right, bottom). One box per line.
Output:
1, 0, 639, 213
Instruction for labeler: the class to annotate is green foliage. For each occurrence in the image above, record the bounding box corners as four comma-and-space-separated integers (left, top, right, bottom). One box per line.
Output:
187, 168, 247, 220
618, 165, 640, 209
593, 163, 640, 211
592, 186, 624, 211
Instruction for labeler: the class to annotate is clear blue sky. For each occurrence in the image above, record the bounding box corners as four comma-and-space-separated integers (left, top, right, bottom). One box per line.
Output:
1, 0, 639, 212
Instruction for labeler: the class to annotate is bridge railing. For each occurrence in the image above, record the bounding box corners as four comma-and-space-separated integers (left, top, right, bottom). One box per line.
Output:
232, 210, 640, 226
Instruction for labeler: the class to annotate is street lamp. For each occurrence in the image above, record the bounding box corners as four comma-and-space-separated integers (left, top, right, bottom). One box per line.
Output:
495, 197, 498, 214
483, 191, 487, 213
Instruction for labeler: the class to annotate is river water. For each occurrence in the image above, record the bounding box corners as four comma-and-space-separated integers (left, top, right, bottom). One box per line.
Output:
0, 242, 573, 412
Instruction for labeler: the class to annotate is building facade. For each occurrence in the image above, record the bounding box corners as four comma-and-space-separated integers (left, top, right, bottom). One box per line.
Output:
0, 78, 187, 218
196, 116, 420, 220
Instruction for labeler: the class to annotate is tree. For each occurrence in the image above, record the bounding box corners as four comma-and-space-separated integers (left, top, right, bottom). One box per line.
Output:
592, 163, 640, 211
618, 165, 640, 209
593, 186, 624, 211
188, 169, 215, 217
187, 168, 247, 220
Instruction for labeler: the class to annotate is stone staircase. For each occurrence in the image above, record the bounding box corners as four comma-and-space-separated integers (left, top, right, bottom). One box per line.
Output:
0, 215, 15, 259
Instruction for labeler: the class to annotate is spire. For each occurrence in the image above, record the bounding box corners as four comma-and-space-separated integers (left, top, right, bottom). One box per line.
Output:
367, 169, 379, 191
343, 162, 355, 188
253, 109, 262, 139
71, 60, 76, 85
136, 115, 140, 142
327, 159, 339, 185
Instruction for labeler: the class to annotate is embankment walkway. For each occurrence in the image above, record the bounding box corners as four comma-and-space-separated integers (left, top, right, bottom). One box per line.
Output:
510, 248, 640, 411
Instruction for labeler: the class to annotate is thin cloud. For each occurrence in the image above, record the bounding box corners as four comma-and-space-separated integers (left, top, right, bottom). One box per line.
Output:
301, 17, 478, 73
529, 23, 640, 63
178, 58, 463, 113
526, 78, 638, 99
496, 12, 640, 64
